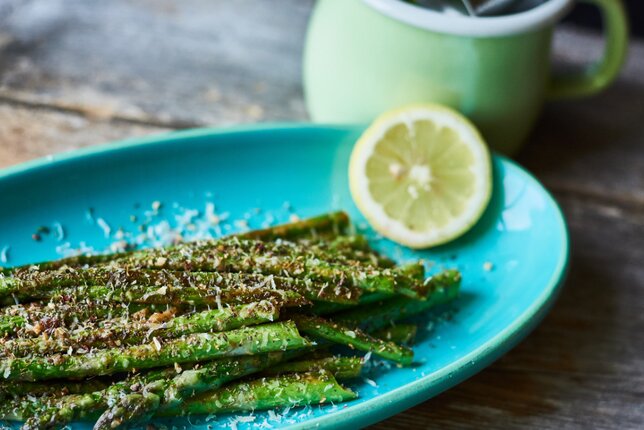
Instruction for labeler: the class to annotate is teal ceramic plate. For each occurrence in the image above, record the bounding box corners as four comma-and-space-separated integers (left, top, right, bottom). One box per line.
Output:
0, 125, 568, 429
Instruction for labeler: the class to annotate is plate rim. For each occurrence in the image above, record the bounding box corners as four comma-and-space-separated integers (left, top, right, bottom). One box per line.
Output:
0, 124, 570, 429
0, 123, 359, 181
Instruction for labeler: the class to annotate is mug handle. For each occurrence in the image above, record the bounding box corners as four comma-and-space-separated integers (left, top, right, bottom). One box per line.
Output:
547, 0, 629, 100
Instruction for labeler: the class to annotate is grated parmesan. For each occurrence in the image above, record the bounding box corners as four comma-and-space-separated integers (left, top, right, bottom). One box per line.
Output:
363, 377, 378, 388
52, 222, 65, 241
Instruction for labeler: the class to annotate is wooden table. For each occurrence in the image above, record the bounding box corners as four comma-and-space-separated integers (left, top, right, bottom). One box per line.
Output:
1, 1, 642, 428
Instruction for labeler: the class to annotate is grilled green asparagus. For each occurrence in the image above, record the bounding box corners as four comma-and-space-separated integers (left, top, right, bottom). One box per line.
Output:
0, 212, 462, 430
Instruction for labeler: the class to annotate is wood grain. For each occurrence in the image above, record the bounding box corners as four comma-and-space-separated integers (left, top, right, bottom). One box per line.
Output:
0, 0, 311, 126
0, 1, 643, 429
0, 103, 167, 168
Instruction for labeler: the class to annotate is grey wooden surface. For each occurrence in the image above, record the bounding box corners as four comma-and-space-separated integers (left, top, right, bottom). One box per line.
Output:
1, 1, 643, 429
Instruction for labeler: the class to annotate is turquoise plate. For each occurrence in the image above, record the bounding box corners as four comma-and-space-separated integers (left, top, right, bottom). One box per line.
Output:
0, 125, 568, 429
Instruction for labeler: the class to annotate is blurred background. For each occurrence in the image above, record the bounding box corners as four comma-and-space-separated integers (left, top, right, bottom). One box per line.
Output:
568, 0, 642, 35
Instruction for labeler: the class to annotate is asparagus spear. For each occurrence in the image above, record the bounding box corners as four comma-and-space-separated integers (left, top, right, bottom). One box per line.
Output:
6, 238, 414, 299
393, 262, 428, 298
94, 393, 159, 430
0, 379, 110, 402
45, 283, 309, 308
85, 238, 409, 296
94, 352, 290, 430
262, 355, 363, 380
0, 302, 176, 339
11, 253, 117, 272
335, 269, 462, 331
239, 211, 349, 241
4, 353, 288, 428
307, 262, 430, 316
6, 368, 177, 428
317, 235, 395, 268
6, 233, 395, 280
293, 314, 413, 365
156, 370, 356, 417
0, 321, 310, 381
0, 301, 280, 357
11, 212, 351, 272
0, 313, 26, 336
7, 348, 352, 426
0, 369, 160, 420
310, 291, 394, 315
0, 217, 464, 428
372, 324, 418, 345
262, 234, 394, 268
2, 268, 360, 305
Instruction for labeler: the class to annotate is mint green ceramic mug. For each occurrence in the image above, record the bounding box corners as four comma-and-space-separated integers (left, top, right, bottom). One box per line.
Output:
304, 0, 628, 155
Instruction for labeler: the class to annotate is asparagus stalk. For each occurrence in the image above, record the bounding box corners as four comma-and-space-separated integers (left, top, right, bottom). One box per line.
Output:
6, 239, 414, 299
263, 234, 394, 268
2, 269, 360, 305
0, 217, 463, 428
335, 269, 462, 331
0, 302, 118, 338
156, 370, 356, 417
393, 262, 428, 298
94, 393, 159, 430
6, 368, 177, 428
90, 238, 407, 296
0, 379, 110, 402
262, 355, 363, 380
0, 313, 26, 336
238, 211, 349, 241
6, 351, 342, 427
0, 302, 175, 339
0, 301, 280, 357
45, 283, 309, 308
319, 235, 395, 268
310, 291, 394, 315
94, 352, 290, 430
0, 369, 159, 420
309, 263, 429, 316
372, 324, 418, 345
0, 321, 310, 381
293, 314, 413, 365
11, 212, 351, 272
12, 253, 117, 272
4, 353, 289, 429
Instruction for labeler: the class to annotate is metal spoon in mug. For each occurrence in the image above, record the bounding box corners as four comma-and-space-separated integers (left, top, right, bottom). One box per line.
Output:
461, 0, 525, 16
407, 0, 542, 16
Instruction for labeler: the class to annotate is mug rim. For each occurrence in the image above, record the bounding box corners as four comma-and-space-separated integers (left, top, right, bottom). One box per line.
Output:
362, 0, 574, 37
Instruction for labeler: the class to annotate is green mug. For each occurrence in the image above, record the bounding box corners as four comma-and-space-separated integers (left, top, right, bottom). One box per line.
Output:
303, 0, 628, 155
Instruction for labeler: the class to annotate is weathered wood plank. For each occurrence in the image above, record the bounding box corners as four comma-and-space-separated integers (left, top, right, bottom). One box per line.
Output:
0, 103, 167, 168
377, 369, 644, 429
0, 0, 312, 126
519, 80, 644, 207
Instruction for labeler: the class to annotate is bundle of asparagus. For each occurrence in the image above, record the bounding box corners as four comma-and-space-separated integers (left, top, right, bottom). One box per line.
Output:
0, 211, 461, 430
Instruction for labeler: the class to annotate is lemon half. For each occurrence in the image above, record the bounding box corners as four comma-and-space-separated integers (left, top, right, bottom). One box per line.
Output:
349, 104, 492, 249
